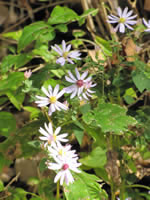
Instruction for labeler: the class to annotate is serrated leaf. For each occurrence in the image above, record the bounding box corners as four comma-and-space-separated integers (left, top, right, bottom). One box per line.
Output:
80, 147, 106, 168
94, 103, 137, 134
64, 171, 107, 200
0, 112, 16, 137
48, 6, 78, 25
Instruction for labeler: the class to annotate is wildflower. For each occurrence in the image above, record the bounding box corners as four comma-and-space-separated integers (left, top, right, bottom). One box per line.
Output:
47, 155, 81, 185
107, 7, 137, 33
48, 142, 77, 160
39, 122, 68, 147
143, 18, 150, 32
64, 68, 96, 100
24, 69, 32, 79
35, 84, 68, 115
51, 40, 81, 66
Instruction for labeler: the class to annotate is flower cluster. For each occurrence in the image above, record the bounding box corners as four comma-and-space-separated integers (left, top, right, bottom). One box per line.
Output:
107, 6, 150, 33
39, 122, 81, 185
35, 40, 97, 186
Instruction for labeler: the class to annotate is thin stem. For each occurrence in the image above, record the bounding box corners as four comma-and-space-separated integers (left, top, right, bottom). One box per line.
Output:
125, 184, 150, 191
56, 181, 60, 200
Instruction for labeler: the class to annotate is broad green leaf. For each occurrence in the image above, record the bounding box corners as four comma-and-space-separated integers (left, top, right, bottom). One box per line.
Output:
82, 112, 94, 125
94, 103, 137, 134
132, 71, 150, 92
23, 106, 41, 119
95, 35, 112, 56
0, 72, 24, 94
80, 147, 106, 168
124, 88, 137, 98
48, 6, 78, 25
2, 30, 22, 41
18, 21, 50, 52
94, 168, 109, 183
64, 171, 108, 200
0, 112, 16, 137
1, 54, 18, 73
1, 53, 32, 73
32, 45, 52, 62
55, 24, 68, 32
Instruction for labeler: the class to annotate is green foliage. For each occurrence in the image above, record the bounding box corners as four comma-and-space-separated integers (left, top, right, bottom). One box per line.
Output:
83, 103, 137, 134
80, 147, 107, 168
0, 112, 16, 137
64, 171, 108, 200
48, 6, 79, 25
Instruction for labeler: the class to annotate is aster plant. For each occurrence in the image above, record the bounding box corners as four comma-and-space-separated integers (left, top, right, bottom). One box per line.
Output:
107, 7, 137, 33
51, 40, 81, 66
35, 84, 67, 116
64, 67, 96, 100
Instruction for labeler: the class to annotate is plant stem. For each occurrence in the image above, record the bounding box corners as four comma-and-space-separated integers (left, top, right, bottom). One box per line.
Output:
125, 184, 150, 191
56, 181, 60, 200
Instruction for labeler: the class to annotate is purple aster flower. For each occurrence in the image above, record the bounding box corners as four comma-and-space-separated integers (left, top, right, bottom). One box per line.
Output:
51, 40, 81, 66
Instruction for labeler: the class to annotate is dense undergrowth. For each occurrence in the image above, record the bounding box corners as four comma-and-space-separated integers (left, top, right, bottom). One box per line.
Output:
0, 0, 150, 200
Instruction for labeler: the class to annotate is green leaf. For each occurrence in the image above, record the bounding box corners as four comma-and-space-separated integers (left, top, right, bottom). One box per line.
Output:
0, 72, 24, 94
94, 103, 137, 134
132, 71, 150, 92
0, 112, 16, 137
18, 21, 50, 52
48, 6, 78, 25
23, 106, 41, 119
95, 35, 112, 56
55, 24, 68, 32
73, 127, 84, 145
0, 53, 32, 73
80, 147, 106, 168
6, 88, 25, 110
82, 112, 94, 125
64, 171, 107, 200
2, 30, 22, 41
72, 30, 86, 38
0, 180, 4, 192
28, 177, 40, 186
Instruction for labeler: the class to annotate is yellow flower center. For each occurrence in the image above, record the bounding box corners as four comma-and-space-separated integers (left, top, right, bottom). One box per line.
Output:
119, 17, 126, 23
49, 96, 57, 103
53, 134, 57, 141
59, 149, 66, 156
63, 52, 68, 58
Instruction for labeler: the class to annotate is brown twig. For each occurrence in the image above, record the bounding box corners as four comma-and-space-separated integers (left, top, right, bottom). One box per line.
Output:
4, 172, 20, 191
127, 91, 149, 108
